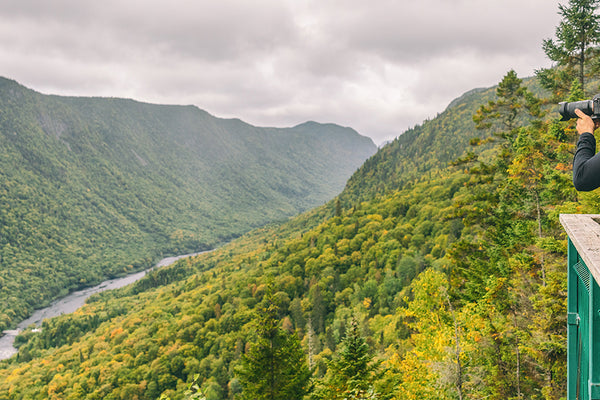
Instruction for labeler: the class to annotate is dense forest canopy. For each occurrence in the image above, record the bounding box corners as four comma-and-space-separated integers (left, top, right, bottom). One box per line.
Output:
3, 1, 600, 399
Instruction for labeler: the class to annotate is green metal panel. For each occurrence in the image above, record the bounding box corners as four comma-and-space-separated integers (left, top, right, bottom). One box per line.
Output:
568, 239, 582, 399
567, 238, 600, 399
578, 261, 590, 400
590, 273, 600, 399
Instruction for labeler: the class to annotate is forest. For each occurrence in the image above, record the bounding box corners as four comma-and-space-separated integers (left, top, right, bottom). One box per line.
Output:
1, 0, 600, 399
0, 79, 375, 332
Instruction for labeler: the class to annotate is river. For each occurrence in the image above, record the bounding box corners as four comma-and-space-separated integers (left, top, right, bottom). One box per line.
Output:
0, 251, 207, 360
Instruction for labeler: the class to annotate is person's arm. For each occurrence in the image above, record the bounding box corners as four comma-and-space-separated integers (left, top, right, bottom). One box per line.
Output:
573, 109, 600, 191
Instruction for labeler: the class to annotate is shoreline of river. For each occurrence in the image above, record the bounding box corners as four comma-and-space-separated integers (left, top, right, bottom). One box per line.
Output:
0, 250, 210, 360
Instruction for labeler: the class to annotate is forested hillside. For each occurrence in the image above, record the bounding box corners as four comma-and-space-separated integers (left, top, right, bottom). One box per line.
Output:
340, 86, 495, 202
0, 77, 376, 331
2, 1, 600, 398
0, 62, 592, 400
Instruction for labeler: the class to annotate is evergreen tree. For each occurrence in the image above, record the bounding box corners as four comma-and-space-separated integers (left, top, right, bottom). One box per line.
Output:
236, 287, 312, 400
312, 318, 380, 400
473, 70, 540, 144
538, 0, 600, 96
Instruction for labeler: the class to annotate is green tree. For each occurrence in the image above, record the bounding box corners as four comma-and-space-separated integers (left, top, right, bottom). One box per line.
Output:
473, 70, 540, 143
236, 287, 312, 400
539, 0, 600, 95
312, 318, 380, 400
158, 375, 206, 400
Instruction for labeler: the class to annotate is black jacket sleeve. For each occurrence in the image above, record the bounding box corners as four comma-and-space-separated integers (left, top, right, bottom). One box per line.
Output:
573, 132, 600, 191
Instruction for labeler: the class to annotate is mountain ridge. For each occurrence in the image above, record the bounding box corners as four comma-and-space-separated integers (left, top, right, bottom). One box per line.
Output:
0, 76, 376, 330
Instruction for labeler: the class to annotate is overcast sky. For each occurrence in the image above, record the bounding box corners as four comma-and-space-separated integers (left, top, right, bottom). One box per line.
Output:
0, 0, 562, 145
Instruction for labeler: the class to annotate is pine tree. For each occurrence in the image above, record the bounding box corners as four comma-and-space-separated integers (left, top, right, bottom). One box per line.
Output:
312, 318, 380, 400
236, 287, 312, 400
473, 70, 540, 144
538, 0, 600, 96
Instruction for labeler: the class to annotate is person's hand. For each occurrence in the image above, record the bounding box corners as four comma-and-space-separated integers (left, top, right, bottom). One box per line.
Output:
575, 108, 597, 135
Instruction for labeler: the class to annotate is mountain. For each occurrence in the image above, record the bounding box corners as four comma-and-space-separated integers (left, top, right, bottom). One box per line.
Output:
339, 85, 497, 203
0, 77, 376, 330
0, 72, 579, 399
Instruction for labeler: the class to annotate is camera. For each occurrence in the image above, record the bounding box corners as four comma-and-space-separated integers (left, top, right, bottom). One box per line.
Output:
559, 94, 600, 121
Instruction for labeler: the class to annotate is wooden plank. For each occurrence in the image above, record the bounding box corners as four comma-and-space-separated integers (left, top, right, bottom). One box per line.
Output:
560, 214, 600, 286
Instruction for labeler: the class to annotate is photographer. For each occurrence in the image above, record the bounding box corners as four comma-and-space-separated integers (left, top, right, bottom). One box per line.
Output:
573, 108, 600, 191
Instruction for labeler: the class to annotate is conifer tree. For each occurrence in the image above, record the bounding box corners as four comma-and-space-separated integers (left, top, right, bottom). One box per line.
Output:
538, 0, 600, 96
473, 70, 540, 144
236, 287, 312, 400
312, 318, 380, 400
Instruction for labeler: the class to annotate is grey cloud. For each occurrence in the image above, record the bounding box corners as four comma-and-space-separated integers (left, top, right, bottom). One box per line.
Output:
0, 0, 563, 144
304, 0, 559, 63
1, 0, 299, 63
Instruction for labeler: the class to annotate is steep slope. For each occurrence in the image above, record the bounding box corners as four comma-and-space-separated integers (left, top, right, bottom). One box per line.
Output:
0, 77, 376, 329
339, 86, 495, 203
340, 77, 548, 204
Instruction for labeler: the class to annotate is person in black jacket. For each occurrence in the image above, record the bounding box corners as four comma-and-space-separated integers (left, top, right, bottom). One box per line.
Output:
573, 108, 600, 191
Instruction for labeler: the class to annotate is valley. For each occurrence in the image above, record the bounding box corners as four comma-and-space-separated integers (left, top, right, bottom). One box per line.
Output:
0, 76, 376, 333
0, 70, 582, 400
1, 1, 597, 399
0, 250, 208, 360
